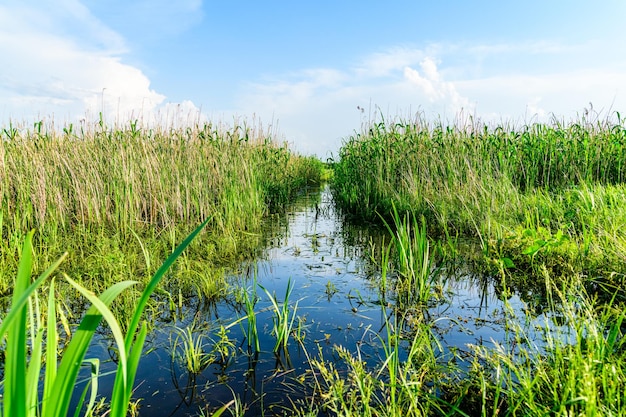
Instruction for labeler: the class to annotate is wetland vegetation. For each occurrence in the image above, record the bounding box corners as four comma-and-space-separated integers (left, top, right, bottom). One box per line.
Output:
1, 111, 626, 416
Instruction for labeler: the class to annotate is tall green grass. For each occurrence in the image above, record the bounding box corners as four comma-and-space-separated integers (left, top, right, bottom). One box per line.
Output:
332, 112, 626, 290
0, 119, 323, 298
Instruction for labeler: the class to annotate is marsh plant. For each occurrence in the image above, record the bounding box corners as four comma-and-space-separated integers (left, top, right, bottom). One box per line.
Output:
383, 205, 437, 309
303, 296, 446, 416
0, 220, 207, 417
0, 118, 323, 300
260, 278, 300, 354
172, 321, 214, 375
463, 274, 626, 416
332, 112, 626, 291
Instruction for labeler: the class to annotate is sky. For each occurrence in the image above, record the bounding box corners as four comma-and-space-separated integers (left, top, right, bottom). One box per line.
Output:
1, 0, 626, 158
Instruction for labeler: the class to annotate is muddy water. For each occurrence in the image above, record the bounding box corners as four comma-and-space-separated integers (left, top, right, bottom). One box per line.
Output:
79, 185, 544, 416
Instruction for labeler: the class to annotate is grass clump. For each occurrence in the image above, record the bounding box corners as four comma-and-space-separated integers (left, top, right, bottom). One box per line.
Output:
0, 220, 207, 417
458, 274, 626, 416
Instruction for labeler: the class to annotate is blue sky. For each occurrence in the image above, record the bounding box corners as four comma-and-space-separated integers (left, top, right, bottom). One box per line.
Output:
1, 0, 626, 157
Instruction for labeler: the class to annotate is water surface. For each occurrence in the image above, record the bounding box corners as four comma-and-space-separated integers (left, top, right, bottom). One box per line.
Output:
81, 185, 544, 416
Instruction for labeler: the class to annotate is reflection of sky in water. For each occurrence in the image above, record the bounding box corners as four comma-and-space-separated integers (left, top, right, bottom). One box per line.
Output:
76, 185, 555, 416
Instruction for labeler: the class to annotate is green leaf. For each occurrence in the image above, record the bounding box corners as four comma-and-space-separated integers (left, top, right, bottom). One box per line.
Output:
42, 280, 137, 417
4, 230, 34, 417
501, 257, 515, 269
43, 279, 59, 412
110, 218, 209, 417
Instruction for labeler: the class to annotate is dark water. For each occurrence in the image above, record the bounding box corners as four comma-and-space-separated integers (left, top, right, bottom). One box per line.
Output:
77, 185, 547, 416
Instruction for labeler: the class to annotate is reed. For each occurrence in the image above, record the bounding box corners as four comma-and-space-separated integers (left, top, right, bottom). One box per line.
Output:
0, 119, 323, 297
382, 204, 435, 309
243, 274, 260, 354
332, 112, 626, 292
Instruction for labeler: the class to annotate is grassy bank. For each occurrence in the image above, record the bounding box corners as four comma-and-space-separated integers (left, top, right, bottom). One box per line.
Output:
0, 119, 323, 301
331, 113, 626, 292
326, 112, 626, 415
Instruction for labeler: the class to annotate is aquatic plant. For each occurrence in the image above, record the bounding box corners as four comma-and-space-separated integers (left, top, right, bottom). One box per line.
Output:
0, 118, 323, 298
260, 278, 299, 354
0, 219, 207, 417
461, 272, 626, 416
383, 204, 436, 309
332, 112, 626, 293
172, 322, 214, 375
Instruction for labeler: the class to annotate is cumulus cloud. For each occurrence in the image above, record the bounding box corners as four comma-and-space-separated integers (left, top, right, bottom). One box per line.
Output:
0, 0, 166, 123
403, 58, 470, 112
236, 39, 626, 156
237, 51, 473, 156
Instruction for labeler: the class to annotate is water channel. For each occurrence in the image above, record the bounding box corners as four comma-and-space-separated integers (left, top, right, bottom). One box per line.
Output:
80, 185, 546, 416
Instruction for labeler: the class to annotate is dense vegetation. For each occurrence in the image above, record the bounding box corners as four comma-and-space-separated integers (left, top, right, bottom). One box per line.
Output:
0, 120, 323, 299
332, 113, 626, 290
3, 111, 626, 416
326, 113, 626, 416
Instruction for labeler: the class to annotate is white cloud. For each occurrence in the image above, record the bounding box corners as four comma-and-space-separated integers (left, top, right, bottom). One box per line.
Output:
238, 52, 473, 156
355, 47, 421, 77
403, 58, 471, 112
235, 40, 626, 156
0, 0, 166, 124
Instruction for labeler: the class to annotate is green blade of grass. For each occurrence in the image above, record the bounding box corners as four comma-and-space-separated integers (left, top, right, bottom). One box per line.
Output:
25, 296, 44, 415
0, 245, 68, 340
64, 276, 132, 389
4, 230, 34, 417
41, 279, 137, 417
43, 279, 58, 412
110, 218, 209, 417
72, 359, 99, 417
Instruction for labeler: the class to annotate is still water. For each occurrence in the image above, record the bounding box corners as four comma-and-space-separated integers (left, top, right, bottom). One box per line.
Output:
80, 185, 543, 416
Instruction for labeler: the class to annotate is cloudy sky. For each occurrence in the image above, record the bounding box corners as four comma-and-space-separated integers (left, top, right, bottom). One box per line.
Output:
1, 0, 626, 157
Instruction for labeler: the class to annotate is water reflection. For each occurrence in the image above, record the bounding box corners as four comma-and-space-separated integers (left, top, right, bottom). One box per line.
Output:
78, 185, 552, 416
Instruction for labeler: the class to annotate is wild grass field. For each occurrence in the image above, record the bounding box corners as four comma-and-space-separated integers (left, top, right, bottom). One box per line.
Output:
0, 119, 323, 298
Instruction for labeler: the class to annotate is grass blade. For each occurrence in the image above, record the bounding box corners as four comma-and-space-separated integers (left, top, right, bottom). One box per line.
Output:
42, 280, 137, 417
110, 218, 209, 417
4, 230, 34, 417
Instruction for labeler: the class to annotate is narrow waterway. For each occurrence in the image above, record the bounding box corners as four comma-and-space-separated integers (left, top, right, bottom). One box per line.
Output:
80, 185, 545, 416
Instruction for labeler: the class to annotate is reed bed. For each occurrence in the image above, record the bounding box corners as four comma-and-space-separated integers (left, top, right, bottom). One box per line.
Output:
0, 119, 323, 297
331, 112, 626, 289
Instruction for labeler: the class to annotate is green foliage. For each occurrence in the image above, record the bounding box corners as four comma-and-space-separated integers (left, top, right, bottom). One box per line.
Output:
260, 278, 299, 354
0, 220, 207, 417
332, 113, 626, 290
465, 276, 626, 416
0, 120, 323, 297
